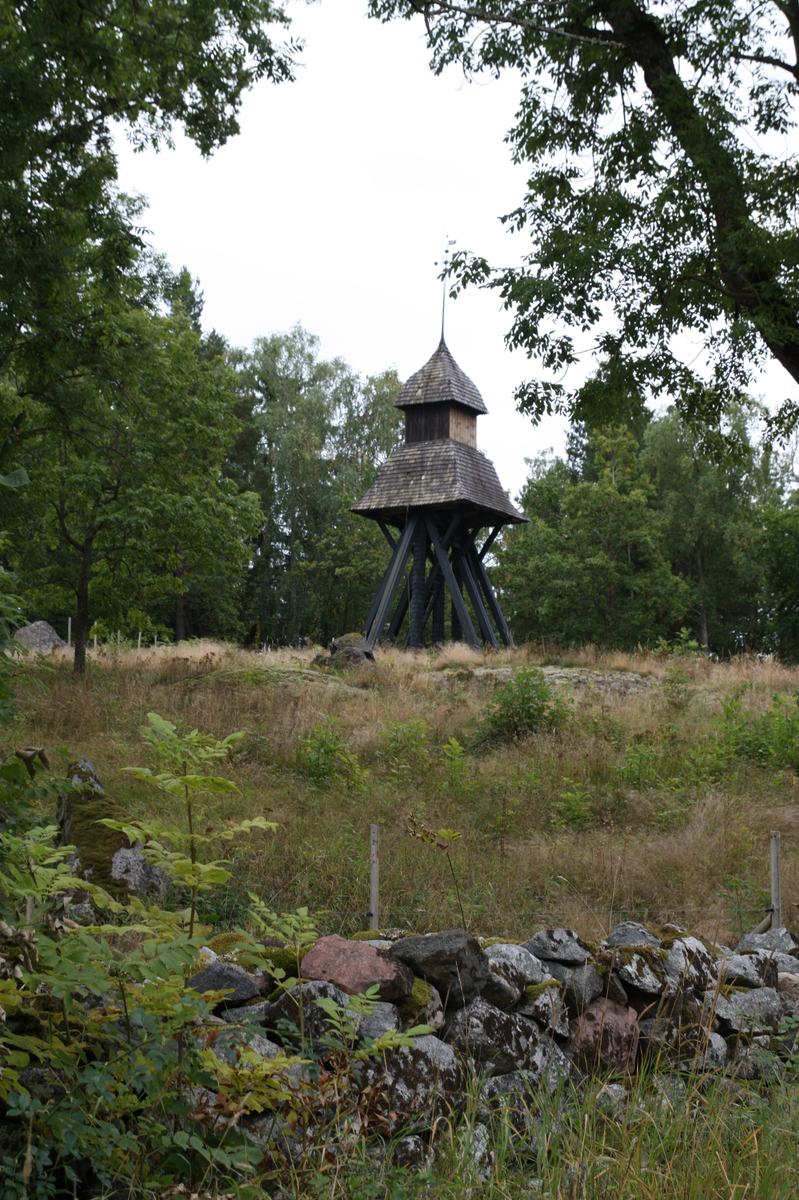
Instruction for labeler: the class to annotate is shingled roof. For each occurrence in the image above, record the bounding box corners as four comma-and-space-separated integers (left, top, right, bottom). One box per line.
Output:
352, 440, 527, 526
395, 338, 489, 415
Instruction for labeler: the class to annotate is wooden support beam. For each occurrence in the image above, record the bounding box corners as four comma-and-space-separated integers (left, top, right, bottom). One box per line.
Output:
363, 516, 418, 649
457, 548, 499, 649
426, 518, 480, 649
385, 579, 410, 643
376, 519, 397, 550
468, 545, 514, 648
408, 522, 428, 648
432, 576, 446, 644
479, 525, 502, 561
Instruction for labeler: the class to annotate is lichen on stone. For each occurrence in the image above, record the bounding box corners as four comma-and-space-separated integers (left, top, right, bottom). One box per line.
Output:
396, 976, 434, 1024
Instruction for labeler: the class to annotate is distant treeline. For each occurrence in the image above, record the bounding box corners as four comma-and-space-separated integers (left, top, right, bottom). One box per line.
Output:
497, 409, 799, 659
4, 286, 799, 659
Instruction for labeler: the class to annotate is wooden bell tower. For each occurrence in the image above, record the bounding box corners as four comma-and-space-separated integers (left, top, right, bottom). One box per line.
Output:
352, 338, 527, 650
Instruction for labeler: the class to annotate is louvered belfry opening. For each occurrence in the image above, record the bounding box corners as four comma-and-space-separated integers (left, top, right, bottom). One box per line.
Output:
352, 338, 528, 650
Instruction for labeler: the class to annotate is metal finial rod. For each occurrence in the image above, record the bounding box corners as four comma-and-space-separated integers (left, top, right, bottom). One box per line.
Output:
435, 235, 457, 341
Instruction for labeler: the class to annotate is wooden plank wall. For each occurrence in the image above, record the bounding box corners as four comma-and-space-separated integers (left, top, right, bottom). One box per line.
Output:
449, 407, 477, 448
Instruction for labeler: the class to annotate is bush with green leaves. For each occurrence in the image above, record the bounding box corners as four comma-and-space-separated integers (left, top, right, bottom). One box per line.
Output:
719, 692, 799, 772
474, 667, 568, 746
296, 715, 367, 790
102, 712, 276, 936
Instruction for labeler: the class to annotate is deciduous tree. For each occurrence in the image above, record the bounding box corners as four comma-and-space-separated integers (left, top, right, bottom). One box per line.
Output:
369, 0, 799, 435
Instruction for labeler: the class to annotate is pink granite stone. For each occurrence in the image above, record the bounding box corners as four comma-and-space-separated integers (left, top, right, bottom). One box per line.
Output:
569, 997, 640, 1074
301, 934, 415, 1000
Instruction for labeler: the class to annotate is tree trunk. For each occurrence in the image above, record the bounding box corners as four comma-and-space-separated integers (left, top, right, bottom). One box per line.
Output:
175, 545, 187, 642
175, 591, 186, 643
605, 0, 799, 387
696, 547, 709, 651
73, 538, 94, 675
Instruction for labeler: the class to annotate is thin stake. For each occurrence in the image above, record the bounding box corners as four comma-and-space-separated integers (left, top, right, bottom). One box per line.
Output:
771, 830, 782, 929
67, 616, 71, 648
93, 633, 97, 650
117, 629, 120, 645
368, 825, 380, 931
137, 631, 141, 650
154, 635, 157, 649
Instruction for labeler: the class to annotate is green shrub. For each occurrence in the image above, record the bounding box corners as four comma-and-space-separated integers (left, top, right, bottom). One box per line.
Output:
297, 715, 365, 787
378, 718, 431, 776
475, 667, 568, 746
719, 692, 799, 771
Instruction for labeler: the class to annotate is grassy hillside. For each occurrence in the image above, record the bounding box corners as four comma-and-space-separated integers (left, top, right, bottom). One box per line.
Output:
11, 640, 799, 947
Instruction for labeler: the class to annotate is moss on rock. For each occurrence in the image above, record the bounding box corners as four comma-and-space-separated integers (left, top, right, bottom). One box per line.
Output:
206, 932, 250, 956
521, 980, 561, 1005
261, 945, 309, 978
65, 795, 130, 899
396, 977, 434, 1024
350, 931, 382, 941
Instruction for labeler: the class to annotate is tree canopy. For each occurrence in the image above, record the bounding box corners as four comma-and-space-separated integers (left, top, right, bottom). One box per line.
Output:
496, 407, 789, 653
368, 0, 799, 437
0, 0, 298, 452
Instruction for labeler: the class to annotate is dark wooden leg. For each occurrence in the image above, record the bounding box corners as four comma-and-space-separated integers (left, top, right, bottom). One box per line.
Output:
432, 580, 446, 645
426, 518, 480, 650
469, 546, 515, 648
408, 522, 428, 648
363, 516, 418, 649
457, 548, 499, 649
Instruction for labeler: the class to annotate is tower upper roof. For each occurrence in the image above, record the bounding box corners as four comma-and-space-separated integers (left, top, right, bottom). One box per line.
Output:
395, 338, 488, 415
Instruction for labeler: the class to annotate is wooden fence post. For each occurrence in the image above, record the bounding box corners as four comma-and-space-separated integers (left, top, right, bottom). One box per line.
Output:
771, 830, 782, 929
137, 632, 141, 650
368, 825, 380, 931
67, 617, 71, 649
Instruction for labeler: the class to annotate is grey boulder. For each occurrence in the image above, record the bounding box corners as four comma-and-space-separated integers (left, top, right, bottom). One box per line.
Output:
390, 930, 489, 1009
605, 922, 661, 949
187, 961, 261, 1012
357, 1002, 402, 1042
662, 937, 717, 993
703, 986, 784, 1033
538, 960, 604, 1014
13, 621, 65, 653
523, 928, 592, 964
517, 984, 570, 1037
735, 927, 796, 955
716, 951, 778, 989
482, 944, 546, 1009
615, 951, 665, 995
444, 997, 547, 1076
359, 1034, 463, 1133
264, 980, 352, 1042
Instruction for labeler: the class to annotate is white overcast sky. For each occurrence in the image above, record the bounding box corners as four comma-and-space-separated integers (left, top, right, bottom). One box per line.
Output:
114, 0, 798, 501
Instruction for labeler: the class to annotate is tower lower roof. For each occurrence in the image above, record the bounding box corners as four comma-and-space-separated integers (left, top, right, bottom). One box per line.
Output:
352, 440, 527, 527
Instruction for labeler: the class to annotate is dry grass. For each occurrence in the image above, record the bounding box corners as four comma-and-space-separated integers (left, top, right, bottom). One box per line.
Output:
10, 639, 799, 946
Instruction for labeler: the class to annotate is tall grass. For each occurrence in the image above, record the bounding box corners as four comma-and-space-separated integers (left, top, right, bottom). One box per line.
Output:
8, 639, 799, 945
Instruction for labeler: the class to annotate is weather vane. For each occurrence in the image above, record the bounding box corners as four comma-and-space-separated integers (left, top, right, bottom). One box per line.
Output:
435, 234, 457, 341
